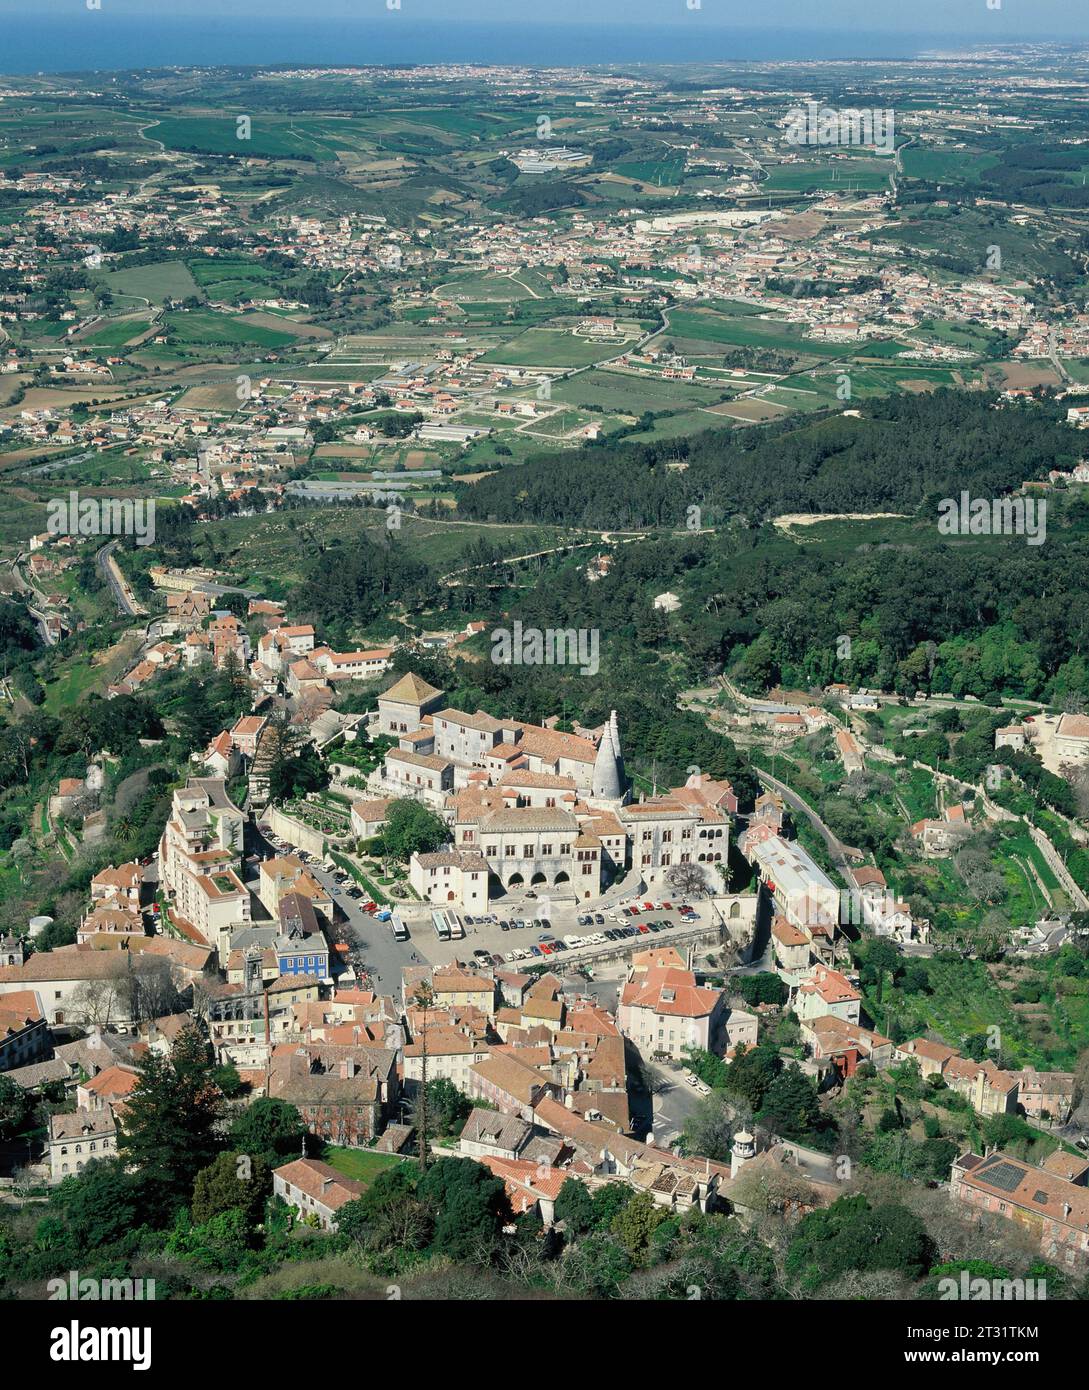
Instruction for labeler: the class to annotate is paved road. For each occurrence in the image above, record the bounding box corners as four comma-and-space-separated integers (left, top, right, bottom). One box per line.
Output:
757, 766, 857, 891
10, 555, 58, 646
96, 540, 144, 617
649, 1061, 706, 1147
248, 823, 421, 994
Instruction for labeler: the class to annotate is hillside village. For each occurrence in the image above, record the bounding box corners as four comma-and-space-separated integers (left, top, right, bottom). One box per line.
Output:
2, 638, 1088, 1284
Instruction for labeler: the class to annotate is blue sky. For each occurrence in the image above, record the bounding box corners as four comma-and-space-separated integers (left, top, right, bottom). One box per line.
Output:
7, 0, 1088, 36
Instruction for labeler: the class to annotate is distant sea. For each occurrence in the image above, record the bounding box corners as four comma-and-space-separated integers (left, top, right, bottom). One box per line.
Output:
0, 17, 1011, 75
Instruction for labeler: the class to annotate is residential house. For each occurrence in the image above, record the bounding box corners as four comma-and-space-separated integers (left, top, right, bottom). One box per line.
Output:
792, 967, 861, 1025
272, 1158, 365, 1231
950, 1150, 1089, 1273
0, 990, 49, 1072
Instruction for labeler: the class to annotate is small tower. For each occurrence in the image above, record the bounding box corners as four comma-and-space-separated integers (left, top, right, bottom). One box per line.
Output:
591, 710, 626, 801
731, 1129, 756, 1180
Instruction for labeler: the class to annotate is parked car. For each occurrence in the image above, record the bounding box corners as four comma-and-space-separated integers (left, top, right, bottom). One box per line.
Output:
594, 913, 605, 925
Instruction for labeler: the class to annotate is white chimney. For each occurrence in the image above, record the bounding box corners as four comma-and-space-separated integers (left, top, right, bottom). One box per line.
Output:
730, 1129, 756, 1180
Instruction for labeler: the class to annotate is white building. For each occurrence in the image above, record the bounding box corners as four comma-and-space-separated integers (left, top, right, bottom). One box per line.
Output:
158, 779, 249, 944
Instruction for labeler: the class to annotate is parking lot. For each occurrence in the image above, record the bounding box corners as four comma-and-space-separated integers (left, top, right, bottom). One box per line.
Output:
405, 897, 719, 971
251, 820, 722, 981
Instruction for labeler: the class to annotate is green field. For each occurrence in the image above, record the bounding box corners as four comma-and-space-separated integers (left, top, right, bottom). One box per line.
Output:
148, 115, 375, 159
80, 317, 153, 347
612, 156, 686, 186
164, 310, 303, 348
105, 261, 201, 307
479, 327, 634, 368
104, 260, 200, 305
551, 367, 727, 412
901, 147, 998, 184
187, 256, 279, 305
438, 271, 541, 300
665, 309, 851, 358
762, 157, 893, 193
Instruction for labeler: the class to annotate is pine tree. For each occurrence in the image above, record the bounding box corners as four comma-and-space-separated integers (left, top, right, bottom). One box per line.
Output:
117, 1024, 225, 1206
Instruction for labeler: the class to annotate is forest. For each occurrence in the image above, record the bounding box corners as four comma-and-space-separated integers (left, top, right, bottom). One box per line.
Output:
454, 391, 1077, 530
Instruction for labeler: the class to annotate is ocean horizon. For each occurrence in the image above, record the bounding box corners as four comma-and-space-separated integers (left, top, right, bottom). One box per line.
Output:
0, 16, 1056, 76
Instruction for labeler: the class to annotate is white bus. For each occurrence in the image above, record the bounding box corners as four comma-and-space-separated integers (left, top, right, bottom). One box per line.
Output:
390, 912, 410, 942
431, 908, 464, 941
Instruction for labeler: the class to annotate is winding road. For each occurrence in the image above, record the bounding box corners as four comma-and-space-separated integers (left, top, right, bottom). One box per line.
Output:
96, 540, 146, 618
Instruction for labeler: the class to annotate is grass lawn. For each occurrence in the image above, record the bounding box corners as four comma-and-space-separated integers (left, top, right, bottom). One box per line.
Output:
320, 1147, 404, 1186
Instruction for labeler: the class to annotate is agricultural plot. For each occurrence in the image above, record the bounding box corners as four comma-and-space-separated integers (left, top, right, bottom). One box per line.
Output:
479, 326, 638, 368
761, 157, 893, 194
187, 256, 280, 304
664, 309, 851, 358
878, 210, 1070, 281
550, 367, 727, 413
611, 156, 686, 186
437, 271, 541, 300
624, 409, 733, 440
385, 108, 527, 140
104, 259, 200, 305
78, 316, 155, 347
901, 147, 998, 184
148, 115, 376, 160
164, 508, 562, 593
164, 310, 306, 348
